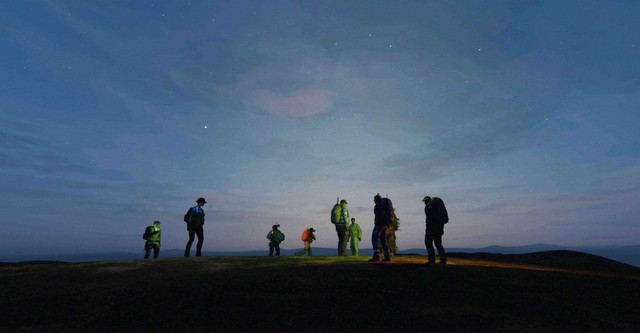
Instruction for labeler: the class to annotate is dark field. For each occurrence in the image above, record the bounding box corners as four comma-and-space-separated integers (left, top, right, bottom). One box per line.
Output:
2, 252, 639, 332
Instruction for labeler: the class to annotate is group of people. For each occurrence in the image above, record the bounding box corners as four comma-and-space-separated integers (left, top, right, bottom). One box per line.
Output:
142, 194, 449, 265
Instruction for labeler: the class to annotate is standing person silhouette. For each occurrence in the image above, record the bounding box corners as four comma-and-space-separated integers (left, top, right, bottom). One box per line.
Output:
423, 195, 449, 265
184, 197, 206, 257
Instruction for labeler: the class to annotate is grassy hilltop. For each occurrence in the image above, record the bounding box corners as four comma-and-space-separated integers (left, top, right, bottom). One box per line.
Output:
2, 252, 639, 333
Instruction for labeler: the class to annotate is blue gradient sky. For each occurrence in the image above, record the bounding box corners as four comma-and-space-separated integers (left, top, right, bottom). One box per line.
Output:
1, 1, 639, 256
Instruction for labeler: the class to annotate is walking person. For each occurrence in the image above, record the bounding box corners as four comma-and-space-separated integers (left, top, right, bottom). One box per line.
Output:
267, 224, 285, 256
143, 220, 162, 259
184, 197, 206, 257
423, 195, 449, 265
295, 228, 316, 256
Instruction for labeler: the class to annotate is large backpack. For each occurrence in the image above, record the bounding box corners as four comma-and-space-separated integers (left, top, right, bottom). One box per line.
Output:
183, 207, 191, 223
380, 197, 395, 225
301, 229, 309, 241
331, 204, 342, 224
142, 226, 154, 240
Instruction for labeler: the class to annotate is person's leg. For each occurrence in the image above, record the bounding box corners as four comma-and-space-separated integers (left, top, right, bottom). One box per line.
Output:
184, 231, 195, 257
144, 244, 151, 259
379, 226, 391, 261
275, 243, 280, 256
153, 244, 160, 259
370, 226, 380, 261
425, 229, 436, 263
269, 243, 274, 256
434, 232, 446, 263
195, 228, 204, 256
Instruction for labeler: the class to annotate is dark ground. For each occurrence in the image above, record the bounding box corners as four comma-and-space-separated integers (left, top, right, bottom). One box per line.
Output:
1, 252, 639, 333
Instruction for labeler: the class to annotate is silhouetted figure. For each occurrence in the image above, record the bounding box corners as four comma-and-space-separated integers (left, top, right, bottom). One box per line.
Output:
331, 199, 350, 256
423, 195, 449, 265
267, 224, 285, 256
348, 218, 362, 256
295, 228, 316, 256
143, 220, 161, 259
370, 193, 394, 262
184, 197, 206, 257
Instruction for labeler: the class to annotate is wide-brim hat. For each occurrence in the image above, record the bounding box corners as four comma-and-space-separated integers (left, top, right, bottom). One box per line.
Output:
196, 197, 207, 203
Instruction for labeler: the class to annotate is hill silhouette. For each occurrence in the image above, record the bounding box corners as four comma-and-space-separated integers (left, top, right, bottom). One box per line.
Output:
2, 251, 639, 332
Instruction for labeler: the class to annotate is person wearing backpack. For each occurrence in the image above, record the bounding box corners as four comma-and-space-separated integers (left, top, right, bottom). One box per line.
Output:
184, 197, 206, 257
423, 195, 449, 265
295, 228, 316, 256
331, 199, 350, 256
266, 224, 285, 256
348, 218, 362, 256
143, 221, 162, 259
369, 193, 393, 262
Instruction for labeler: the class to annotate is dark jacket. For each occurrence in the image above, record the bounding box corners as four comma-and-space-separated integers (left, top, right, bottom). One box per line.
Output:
187, 206, 205, 228
374, 198, 394, 226
425, 197, 448, 229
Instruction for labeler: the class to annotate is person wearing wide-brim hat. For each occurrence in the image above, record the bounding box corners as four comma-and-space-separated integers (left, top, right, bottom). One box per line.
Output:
184, 197, 207, 257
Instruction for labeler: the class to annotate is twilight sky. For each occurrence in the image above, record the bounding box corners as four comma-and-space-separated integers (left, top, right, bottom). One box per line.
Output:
1, 1, 639, 257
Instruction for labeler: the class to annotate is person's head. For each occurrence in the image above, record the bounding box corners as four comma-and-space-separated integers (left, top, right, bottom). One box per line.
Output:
153, 220, 161, 226
309, 228, 315, 232
374, 193, 382, 204
351, 218, 355, 223
196, 197, 207, 206
272, 224, 280, 230
340, 199, 348, 207
422, 196, 431, 205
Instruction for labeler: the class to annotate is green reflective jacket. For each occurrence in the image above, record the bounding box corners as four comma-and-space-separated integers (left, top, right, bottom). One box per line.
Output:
146, 225, 161, 244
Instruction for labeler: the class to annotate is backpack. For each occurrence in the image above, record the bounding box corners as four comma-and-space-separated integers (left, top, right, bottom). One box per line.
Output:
380, 197, 395, 224
330, 199, 342, 224
142, 226, 153, 240
183, 207, 191, 223
301, 229, 309, 241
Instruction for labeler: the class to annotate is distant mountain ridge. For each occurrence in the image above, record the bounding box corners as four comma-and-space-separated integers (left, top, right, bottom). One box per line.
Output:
2, 244, 638, 267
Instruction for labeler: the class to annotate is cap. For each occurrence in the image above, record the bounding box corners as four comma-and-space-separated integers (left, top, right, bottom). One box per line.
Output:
422, 196, 431, 203
309, 228, 315, 232
272, 224, 280, 229
340, 199, 348, 204
196, 197, 207, 203
153, 220, 161, 225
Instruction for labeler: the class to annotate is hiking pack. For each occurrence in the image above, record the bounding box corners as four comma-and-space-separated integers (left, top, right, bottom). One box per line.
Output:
183, 207, 191, 223
330, 197, 341, 224
142, 226, 154, 240
380, 197, 396, 224
301, 229, 310, 241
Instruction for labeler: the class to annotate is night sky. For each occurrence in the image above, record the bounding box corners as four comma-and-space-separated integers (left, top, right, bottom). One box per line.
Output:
1, 1, 639, 257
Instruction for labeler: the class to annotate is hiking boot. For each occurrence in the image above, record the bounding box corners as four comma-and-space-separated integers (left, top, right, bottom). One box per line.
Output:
437, 261, 447, 265
425, 261, 436, 266
368, 257, 380, 262
382, 257, 391, 262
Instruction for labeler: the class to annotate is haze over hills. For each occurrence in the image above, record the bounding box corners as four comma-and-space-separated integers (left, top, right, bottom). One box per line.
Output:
2, 244, 639, 267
